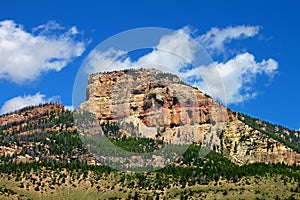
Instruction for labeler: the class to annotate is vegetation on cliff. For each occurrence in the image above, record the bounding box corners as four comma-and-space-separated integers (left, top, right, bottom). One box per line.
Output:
0, 103, 299, 199
239, 113, 300, 153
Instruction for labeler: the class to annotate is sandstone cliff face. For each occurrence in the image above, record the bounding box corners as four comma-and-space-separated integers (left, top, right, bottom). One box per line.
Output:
219, 121, 299, 166
80, 69, 299, 166
80, 69, 233, 144
81, 69, 235, 125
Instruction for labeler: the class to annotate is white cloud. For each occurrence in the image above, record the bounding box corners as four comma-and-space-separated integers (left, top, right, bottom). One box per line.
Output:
198, 25, 260, 53
133, 27, 201, 77
191, 53, 278, 104
85, 48, 132, 74
69, 26, 79, 35
65, 105, 75, 111
0, 93, 59, 115
84, 25, 278, 105
85, 27, 196, 74
136, 27, 197, 67
0, 20, 87, 84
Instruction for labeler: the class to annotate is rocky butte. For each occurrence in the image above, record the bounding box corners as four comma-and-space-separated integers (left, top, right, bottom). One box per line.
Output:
79, 69, 299, 166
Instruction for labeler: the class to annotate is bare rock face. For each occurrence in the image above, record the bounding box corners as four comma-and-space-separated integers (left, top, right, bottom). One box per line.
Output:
80, 69, 299, 166
218, 121, 300, 166
81, 69, 232, 126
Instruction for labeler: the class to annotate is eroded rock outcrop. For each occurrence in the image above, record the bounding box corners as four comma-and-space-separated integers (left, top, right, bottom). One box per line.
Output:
80, 69, 299, 166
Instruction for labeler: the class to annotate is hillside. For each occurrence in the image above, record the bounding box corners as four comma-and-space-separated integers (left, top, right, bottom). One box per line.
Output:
0, 103, 95, 165
80, 69, 300, 167
0, 69, 299, 199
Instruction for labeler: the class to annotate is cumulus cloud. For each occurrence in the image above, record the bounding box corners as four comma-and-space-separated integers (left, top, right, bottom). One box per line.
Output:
0, 20, 87, 84
187, 53, 278, 104
136, 27, 197, 66
85, 48, 132, 74
84, 27, 196, 74
198, 25, 260, 53
84, 25, 277, 104
0, 93, 59, 115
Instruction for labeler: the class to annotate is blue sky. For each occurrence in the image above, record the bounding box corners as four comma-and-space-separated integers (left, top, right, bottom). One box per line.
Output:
0, 0, 299, 130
